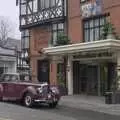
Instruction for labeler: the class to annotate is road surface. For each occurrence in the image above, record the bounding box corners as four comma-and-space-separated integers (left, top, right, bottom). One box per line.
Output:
0, 102, 119, 120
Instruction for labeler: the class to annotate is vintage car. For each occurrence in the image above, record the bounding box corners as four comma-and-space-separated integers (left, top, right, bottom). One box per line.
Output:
0, 73, 60, 108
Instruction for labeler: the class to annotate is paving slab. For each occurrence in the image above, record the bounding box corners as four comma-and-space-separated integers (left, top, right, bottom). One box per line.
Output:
59, 95, 120, 116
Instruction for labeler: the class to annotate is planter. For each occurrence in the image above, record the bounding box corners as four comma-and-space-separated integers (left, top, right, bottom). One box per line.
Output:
112, 91, 120, 104
107, 33, 115, 39
105, 91, 113, 104
58, 85, 68, 96
105, 91, 120, 104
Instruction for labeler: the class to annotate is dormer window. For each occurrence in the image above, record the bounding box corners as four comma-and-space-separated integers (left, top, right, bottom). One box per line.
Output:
20, 0, 26, 15
38, 0, 57, 10
38, 0, 44, 10
51, 0, 56, 7
21, 0, 26, 4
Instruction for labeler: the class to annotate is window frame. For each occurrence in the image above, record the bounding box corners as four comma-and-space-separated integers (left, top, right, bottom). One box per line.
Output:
83, 15, 109, 42
38, 0, 58, 10
51, 22, 64, 46
21, 30, 30, 50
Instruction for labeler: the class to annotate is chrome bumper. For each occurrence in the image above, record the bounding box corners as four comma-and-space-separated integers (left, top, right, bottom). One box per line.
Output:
34, 98, 58, 103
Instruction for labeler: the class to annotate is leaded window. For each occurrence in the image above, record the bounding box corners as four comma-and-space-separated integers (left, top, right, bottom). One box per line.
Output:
83, 15, 108, 42
21, 30, 30, 49
51, 23, 64, 46
38, 0, 57, 10
21, 30, 30, 66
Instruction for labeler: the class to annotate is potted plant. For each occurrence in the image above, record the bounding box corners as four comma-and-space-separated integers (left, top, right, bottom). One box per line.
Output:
57, 72, 65, 87
101, 21, 115, 39
110, 76, 120, 104
55, 32, 70, 95
111, 76, 119, 92
57, 72, 67, 95
105, 75, 120, 104
56, 32, 70, 46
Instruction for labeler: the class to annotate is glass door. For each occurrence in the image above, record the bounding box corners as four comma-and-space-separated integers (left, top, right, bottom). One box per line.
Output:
86, 65, 98, 95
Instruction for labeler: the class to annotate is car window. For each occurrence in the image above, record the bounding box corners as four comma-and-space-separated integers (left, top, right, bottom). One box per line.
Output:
0, 74, 19, 82
24, 76, 29, 81
11, 75, 18, 82
4, 75, 10, 82
20, 74, 30, 82
0, 75, 6, 82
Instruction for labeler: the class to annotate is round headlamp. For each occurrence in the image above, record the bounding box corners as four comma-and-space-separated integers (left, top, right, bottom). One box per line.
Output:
37, 87, 43, 94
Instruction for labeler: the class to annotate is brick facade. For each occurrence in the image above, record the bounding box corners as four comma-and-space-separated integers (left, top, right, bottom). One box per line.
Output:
29, 0, 120, 86
68, 0, 82, 43
29, 26, 57, 83
68, 0, 120, 44
103, 0, 120, 35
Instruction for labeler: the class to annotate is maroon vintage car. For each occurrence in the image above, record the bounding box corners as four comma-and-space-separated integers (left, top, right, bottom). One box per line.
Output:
0, 73, 60, 108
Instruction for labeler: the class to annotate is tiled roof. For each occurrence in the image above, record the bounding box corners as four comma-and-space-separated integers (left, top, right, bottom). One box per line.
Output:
0, 46, 15, 56
4, 37, 21, 51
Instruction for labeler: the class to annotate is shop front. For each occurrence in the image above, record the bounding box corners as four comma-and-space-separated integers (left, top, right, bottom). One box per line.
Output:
43, 39, 120, 96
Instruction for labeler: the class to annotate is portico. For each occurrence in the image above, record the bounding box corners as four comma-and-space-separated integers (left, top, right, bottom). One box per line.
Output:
43, 39, 120, 96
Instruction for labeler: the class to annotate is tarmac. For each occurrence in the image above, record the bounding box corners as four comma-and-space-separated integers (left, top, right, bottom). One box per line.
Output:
59, 95, 120, 116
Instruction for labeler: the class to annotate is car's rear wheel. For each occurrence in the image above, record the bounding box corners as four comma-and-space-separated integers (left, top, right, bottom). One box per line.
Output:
49, 102, 58, 108
24, 93, 33, 107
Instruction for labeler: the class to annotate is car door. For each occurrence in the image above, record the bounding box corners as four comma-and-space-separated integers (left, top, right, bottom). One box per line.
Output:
10, 75, 27, 99
2, 75, 11, 99
13, 82, 26, 99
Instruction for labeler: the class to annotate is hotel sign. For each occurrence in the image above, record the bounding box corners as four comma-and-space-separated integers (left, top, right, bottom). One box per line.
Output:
81, 0, 102, 18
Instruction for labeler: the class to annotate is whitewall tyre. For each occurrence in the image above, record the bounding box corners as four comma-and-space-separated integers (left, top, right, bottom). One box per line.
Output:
24, 93, 33, 107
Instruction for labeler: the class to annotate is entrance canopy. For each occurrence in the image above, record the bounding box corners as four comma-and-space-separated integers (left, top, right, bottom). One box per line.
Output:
43, 39, 120, 55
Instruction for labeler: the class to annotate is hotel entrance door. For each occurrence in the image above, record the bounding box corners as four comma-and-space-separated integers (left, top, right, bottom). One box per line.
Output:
73, 61, 116, 96
73, 62, 98, 95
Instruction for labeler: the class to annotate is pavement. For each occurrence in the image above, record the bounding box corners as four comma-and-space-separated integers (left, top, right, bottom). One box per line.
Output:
59, 95, 120, 116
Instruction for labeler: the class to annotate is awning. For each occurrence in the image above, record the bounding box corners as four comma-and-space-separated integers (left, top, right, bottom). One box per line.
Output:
43, 39, 120, 55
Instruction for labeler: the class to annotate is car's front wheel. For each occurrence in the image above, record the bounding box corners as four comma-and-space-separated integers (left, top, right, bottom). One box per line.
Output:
24, 93, 33, 107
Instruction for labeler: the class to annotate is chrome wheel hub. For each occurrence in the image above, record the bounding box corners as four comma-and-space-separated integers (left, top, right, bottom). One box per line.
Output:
25, 96, 32, 106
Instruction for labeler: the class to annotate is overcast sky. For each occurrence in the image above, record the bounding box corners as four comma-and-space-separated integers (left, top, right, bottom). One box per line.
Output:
0, 0, 21, 39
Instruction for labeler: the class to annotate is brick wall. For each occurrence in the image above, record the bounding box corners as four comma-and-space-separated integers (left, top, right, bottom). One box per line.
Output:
29, 0, 120, 84
68, 0, 120, 43
68, 0, 82, 43
103, 0, 120, 36
29, 26, 57, 83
